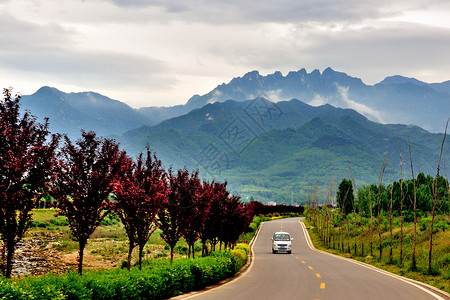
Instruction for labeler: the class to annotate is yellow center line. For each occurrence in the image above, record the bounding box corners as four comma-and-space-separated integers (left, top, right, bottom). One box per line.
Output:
301, 260, 306, 264
320, 282, 326, 289
295, 257, 299, 259
308, 266, 314, 270
316, 273, 321, 278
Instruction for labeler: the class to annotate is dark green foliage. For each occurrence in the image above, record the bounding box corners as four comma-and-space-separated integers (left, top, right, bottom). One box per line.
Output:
0, 251, 247, 300
358, 173, 449, 215
336, 178, 354, 215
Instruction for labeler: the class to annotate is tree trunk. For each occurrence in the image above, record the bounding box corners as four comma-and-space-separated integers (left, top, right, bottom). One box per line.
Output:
400, 176, 404, 265
399, 142, 404, 266
78, 239, 87, 275
5, 241, 15, 278
346, 219, 350, 253
378, 212, 382, 261
369, 189, 373, 257
138, 244, 145, 270
409, 138, 417, 270
428, 119, 447, 273
201, 238, 208, 257
360, 208, 364, 257
127, 241, 134, 271
389, 184, 393, 262
170, 245, 174, 264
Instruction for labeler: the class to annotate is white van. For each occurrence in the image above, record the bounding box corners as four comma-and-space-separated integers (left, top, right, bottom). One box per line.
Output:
271, 232, 293, 254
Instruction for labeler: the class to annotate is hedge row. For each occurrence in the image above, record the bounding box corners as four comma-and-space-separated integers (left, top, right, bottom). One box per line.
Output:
0, 250, 248, 300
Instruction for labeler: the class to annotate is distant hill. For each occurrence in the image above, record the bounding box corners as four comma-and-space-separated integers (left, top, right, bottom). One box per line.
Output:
119, 98, 445, 204
20, 86, 154, 140
137, 68, 450, 133
378, 75, 450, 94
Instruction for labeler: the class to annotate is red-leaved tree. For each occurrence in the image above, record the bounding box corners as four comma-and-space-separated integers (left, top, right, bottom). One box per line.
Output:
51, 131, 127, 275
219, 194, 248, 249
157, 168, 199, 263
0, 88, 60, 278
179, 170, 205, 259
199, 181, 229, 255
114, 148, 167, 270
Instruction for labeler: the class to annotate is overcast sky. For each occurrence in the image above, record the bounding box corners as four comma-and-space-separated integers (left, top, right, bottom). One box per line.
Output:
1, 0, 449, 108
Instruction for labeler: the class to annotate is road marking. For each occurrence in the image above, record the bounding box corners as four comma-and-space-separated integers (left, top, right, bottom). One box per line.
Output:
295, 256, 299, 259
316, 273, 321, 278
301, 260, 306, 264
308, 266, 314, 270
320, 283, 326, 289
298, 221, 448, 300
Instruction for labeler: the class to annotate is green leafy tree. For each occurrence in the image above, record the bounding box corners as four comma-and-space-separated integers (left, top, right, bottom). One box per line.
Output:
336, 178, 354, 215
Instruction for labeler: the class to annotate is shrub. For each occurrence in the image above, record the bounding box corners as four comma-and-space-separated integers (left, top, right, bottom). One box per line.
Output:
230, 249, 247, 272
234, 243, 250, 255
0, 250, 249, 300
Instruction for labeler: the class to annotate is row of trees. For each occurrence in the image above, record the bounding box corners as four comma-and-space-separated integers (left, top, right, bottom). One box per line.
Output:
307, 123, 449, 274
0, 88, 253, 277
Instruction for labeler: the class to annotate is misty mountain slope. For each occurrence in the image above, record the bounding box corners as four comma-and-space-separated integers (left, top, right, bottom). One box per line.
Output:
378, 75, 450, 95
119, 98, 372, 159
118, 98, 445, 204
20, 86, 154, 140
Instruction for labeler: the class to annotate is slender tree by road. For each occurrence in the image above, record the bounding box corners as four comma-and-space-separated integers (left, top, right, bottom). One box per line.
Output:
51, 131, 127, 275
0, 88, 60, 278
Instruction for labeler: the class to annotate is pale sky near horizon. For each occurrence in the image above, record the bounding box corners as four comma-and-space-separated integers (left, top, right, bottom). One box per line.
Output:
1, 0, 449, 108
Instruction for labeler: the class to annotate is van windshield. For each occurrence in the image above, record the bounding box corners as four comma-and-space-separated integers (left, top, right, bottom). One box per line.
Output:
274, 233, 290, 241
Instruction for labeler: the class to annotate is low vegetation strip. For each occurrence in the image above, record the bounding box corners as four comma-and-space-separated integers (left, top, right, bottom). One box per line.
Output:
0, 250, 248, 300
303, 217, 450, 294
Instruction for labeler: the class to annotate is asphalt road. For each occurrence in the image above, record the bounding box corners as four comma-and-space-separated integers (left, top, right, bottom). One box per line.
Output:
179, 217, 449, 300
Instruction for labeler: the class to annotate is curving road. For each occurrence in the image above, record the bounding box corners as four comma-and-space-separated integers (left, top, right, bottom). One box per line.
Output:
177, 217, 449, 300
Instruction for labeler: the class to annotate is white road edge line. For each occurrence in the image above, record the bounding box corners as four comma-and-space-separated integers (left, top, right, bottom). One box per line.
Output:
299, 220, 449, 300
175, 221, 265, 299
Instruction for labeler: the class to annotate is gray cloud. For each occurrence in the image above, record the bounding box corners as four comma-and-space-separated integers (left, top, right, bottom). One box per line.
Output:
0, 13, 173, 94
106, 0, 443, 25
1, 0, 449, 108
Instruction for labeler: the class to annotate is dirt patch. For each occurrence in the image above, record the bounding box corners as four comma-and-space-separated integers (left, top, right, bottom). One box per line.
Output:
6, 236, 76, 277
3, 233, 169, 277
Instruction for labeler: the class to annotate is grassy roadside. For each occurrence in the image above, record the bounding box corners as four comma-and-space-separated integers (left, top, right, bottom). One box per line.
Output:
302, 217, 450, 294
0, 209, 258, 299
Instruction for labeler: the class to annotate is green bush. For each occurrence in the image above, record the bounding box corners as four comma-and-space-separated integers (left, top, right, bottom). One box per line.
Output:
234, 243, 250, 255
0, 250, 248, 300
31, 221, 50, 228
49, 217, 69, 226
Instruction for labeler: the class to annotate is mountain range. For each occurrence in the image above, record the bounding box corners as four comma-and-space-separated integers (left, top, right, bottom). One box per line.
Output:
15, 68, 449, 204
139, 68, 450, 133
118, 98, 445, 203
